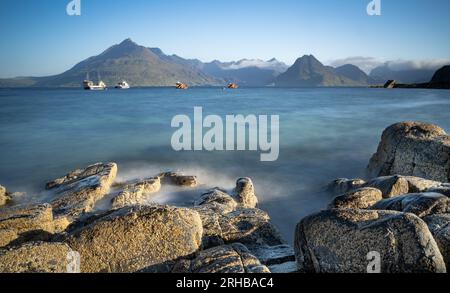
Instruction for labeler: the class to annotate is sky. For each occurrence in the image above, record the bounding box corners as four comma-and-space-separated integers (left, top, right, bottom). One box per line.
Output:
0, 0, 450, 78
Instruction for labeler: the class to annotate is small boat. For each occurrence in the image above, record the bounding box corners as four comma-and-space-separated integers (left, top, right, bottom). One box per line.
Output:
227, 83, 239, 89
83, 72, 107, 90
175, 82, 189, 89
115, 80, 130, 89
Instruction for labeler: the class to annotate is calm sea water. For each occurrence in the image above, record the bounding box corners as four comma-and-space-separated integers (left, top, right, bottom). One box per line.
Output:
1, 87, 450, 242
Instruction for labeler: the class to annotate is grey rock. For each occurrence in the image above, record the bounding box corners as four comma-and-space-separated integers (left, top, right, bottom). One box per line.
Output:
295, 209, 446, 273
233, 178, 258, 208
159, 172, 198, 187
49, 162, 118, 221
371, 193, 450, 218
328, 178, 366, 195
111, 177, 161, 209
329, 187, 383, 209
0, 242, 73, 273
65, 205, 203, 273
173, 243, 270, 273
194, 188, 237, 214
403, 176, 442, 193
367, 122, 450, 182
424, 213, 450, 269
363, 175, 409, 198
246, 244, 295, 266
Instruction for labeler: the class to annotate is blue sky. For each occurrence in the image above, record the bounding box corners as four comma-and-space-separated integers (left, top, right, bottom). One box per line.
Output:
0, 0, 449, 77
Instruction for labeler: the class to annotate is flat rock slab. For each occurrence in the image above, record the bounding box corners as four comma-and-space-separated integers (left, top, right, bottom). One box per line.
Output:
48, 162, 117, 221
0, 203, 55, 235
295, 209, 446, 273
329, 187, 383, 209
65, 205, 203, 273
0, 242, 73, 273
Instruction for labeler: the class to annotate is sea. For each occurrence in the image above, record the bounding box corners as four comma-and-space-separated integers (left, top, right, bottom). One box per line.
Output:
1, 87, 450, 243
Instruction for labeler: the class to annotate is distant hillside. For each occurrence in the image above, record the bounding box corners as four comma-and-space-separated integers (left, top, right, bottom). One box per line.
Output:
428, 65, 450, 89
369, 64, 436, 84
335, 64, 373, 85
0, 39, 222, 87
275, 55, 368, 87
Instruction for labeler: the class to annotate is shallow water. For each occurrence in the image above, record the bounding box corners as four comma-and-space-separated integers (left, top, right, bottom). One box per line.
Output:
1, 87, 450, 243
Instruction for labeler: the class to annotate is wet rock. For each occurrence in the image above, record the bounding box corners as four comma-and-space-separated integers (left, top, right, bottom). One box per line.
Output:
295, 209, 446, 273
329, 187, 383, 209
233, 178, 258, 208
0, 229, 18, 248
173, 243, 270, 273
48, 163, 118, 221
371, 193, 450, 218
65, 205, 203, 273
0, 242, 73, 273
0, 185, 11, 207
0, 204, 55, 235
367, 122, 450, 182
424, 213, 450, 269
328, 178, 366, 195
159, 172, 198, 187
111, 177, 161, 209
363, 175, 409, 198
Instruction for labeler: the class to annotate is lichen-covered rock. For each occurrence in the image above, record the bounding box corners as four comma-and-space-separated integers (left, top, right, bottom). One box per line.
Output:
371, 193, 450, 218
295, 209, 446, 273
233, 178, 258, 208
48, 162, 117, 221
0, 204, 55, 235
328, 178, 366, 195
65, 205, 203, 273
363, 175, 409, 198
111, 177, 161, 209
0, 185, 11, 207
424, 213, 450, 269
0, 242, 73, 273
329, 187, 383, 209
367, 122, 450, 182
159, 172, 198, 187
173, 243, 270, 273
194, 188, 237, 214
0, 229, 18, 248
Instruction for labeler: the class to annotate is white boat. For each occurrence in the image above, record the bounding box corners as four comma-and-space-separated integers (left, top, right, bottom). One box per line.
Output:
83, 72, 107, 90
115, 81, 130, 89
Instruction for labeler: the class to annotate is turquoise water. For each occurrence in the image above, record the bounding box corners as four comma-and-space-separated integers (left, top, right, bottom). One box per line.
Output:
1, 87, 450, 242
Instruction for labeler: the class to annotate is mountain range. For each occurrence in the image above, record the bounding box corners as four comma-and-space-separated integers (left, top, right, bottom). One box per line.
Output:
0, 38, 448, 88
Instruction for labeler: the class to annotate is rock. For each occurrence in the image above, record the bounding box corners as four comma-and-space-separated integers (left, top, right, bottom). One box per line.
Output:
195, 207, 284, 248
159, 172, 198, 187
367, 122, 450, 182
329, 187, 383, 209
424, 214, 450, 269
402, 176, 442, 193
371, 193, 450, 218
245, 244, 295, 266
427, 185, 450, 197
65, 205, 203, 273
268, 261, 298, 273
233, 178, 258, 208
0, 229, 18, 248
111, 177, 161, 209
0, 185, 11, 207
194, 188, 237, 214
0, 242, 73, 273
363, 175, 409, 198
0, 204, 55, 235
295, 209, 446, 273
328, 178, 366, 195
173, 243, 270, 273
48, 162, 118, 221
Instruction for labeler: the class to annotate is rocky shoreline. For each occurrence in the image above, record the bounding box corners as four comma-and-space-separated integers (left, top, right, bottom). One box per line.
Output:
0, 121, 449, 273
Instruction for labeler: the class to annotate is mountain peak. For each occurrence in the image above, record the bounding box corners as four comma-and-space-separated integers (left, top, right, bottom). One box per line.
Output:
120, 38, 136, 45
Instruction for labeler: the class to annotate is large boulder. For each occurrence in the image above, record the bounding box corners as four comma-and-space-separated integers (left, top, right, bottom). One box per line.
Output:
65, 205, 203, 273
371, 193, 450, 218
367, 122, 450, 182
329, 187, 383, 210
0, 242, 73, 273
0, 204, 55, 235
48, 162, 117, 221
111, 177, 161, 209
424, 213, 450, 269
295, 209, 446, 273
173, 243, 270, 273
